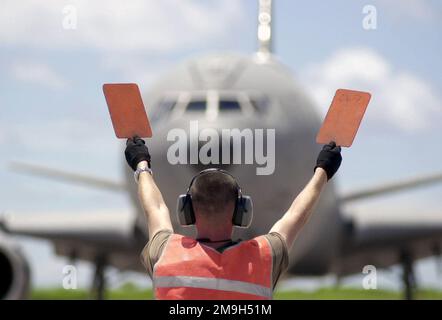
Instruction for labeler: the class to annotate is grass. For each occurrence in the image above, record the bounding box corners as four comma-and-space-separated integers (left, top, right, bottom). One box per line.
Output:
31, 284, 442, 300
274, 288, 442, 300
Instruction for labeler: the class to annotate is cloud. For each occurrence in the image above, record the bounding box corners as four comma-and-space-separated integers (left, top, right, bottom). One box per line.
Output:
99, 54, 171, 87
300, 47, 441, 132
0, 0, 245, 52
10, 62, 67, 89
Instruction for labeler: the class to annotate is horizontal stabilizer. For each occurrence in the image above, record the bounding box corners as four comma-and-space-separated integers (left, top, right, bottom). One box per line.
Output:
341, 172, 442, 203
10, 161, 126, 192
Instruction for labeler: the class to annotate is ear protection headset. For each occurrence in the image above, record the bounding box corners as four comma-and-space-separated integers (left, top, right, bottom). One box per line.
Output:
176, 168, 253, 228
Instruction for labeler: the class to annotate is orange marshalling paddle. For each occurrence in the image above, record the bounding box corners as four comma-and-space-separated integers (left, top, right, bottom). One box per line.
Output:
316, 89, 371, 147
103, 83, 152, 139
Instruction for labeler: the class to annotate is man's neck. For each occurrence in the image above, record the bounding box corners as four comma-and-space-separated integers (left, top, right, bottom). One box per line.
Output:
196, 232, 232, 249
197, 238, 233, 249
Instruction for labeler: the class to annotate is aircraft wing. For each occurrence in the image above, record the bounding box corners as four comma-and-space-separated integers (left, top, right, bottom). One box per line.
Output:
340, 172, 442, 203
337, 206, 442, 275
0, 211, 147, 272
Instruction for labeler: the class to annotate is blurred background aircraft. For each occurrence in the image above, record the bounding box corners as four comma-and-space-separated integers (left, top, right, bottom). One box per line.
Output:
0, 0, 441, 300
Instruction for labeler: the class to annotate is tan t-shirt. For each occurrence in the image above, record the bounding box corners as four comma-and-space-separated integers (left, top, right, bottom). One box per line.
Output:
140, 230, 289, 290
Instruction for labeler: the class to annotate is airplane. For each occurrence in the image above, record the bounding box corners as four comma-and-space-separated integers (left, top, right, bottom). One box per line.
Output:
1, 0, 441, 300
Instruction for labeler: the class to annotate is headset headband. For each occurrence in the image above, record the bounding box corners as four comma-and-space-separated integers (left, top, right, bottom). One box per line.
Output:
186, 168, 242, 196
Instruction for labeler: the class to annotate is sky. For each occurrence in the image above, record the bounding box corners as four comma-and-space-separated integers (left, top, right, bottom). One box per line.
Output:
0, 0, 441, 291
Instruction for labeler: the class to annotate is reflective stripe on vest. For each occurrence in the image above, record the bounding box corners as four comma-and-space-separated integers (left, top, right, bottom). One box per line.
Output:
154, 275, 272, 299
153, 234, 273, 300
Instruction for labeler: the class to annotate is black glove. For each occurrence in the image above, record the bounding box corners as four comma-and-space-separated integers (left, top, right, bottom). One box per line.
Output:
314, 141, 342, 180
125, 136, 151, 171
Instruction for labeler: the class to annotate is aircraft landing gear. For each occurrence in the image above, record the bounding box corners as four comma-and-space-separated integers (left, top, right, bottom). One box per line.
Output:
90, 255, 107, 300
400, 251, 416, 300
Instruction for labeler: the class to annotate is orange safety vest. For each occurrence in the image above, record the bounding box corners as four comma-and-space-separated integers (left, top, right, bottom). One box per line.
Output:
153, 234, 273, 300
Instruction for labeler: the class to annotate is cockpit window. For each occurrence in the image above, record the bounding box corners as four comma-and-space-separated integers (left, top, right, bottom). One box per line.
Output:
186, 101, 206, 112
250, 97, 269, 113
152, 99, 176, 121
159, 100, 176, 112
219, 100, 241, 112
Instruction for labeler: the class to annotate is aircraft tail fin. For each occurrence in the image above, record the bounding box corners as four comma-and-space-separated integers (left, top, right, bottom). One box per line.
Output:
257, 0, 273, 56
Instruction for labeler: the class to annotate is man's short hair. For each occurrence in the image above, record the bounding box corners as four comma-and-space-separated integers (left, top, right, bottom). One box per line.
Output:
190, 171, 238, 218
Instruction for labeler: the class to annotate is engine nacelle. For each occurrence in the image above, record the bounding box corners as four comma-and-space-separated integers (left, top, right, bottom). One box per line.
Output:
0, 231, 30, 300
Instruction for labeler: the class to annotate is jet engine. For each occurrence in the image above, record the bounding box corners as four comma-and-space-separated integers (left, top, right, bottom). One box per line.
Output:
0, 231, 30, 299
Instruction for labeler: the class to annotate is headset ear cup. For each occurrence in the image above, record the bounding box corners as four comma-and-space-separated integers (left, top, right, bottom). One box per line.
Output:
176, 195, 187, 225
233, 195, 253, 227
187, 194, 196, 225
176, 194, 195, 226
